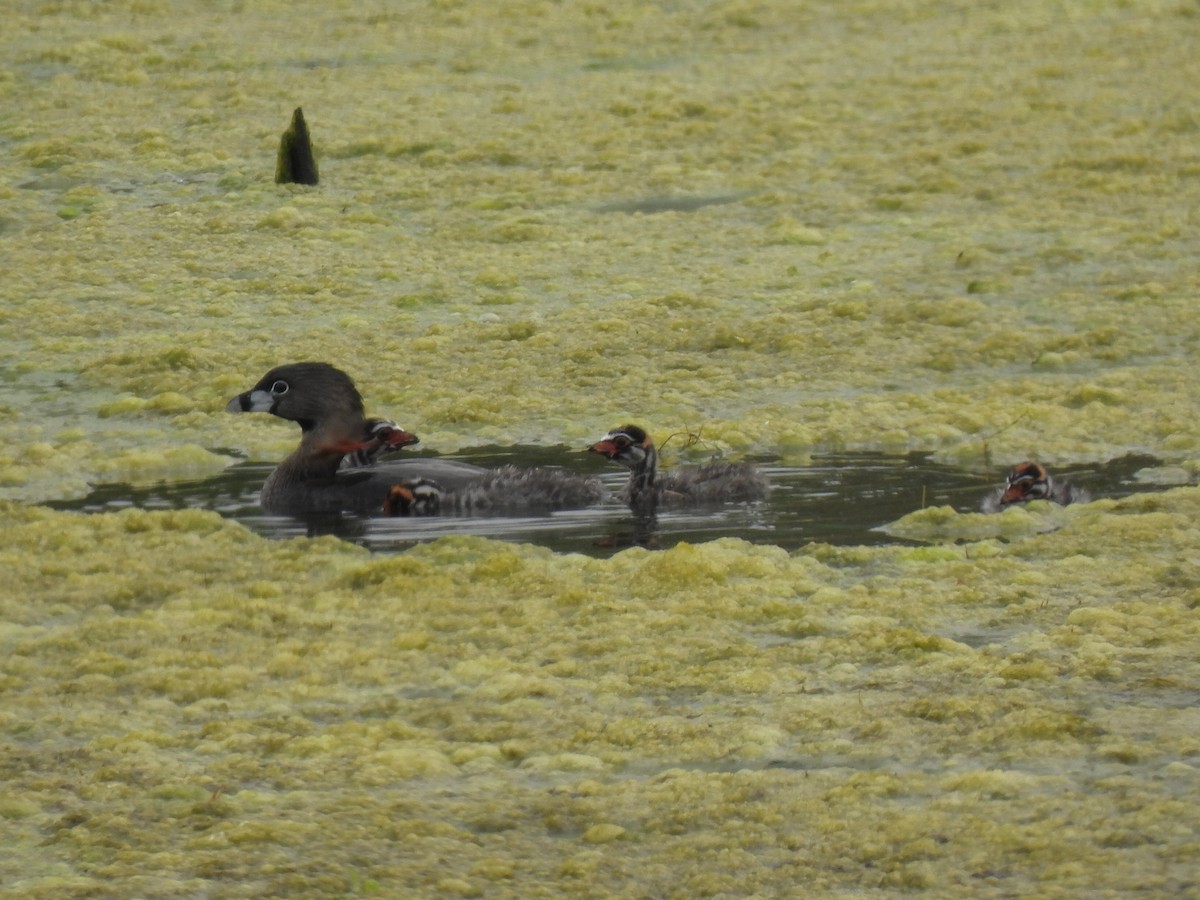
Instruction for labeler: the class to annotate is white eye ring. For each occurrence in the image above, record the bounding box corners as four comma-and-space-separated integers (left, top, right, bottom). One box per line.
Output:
271, 380, 289, 395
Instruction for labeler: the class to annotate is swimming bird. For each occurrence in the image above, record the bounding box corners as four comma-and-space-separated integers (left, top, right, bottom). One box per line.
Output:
339, 417, 420, 470
589, 424, 770, 512
227, 362, 604, 516
379, 465, 613, 517
981, 461, 1089, 512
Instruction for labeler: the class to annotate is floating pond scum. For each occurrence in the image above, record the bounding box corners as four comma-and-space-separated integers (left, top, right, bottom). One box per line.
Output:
7, 480, 1200, 896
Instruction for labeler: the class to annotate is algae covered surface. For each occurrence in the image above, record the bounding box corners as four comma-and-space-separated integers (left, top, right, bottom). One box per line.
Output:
2, 0, 1200, 896
3, 494, 1200, 896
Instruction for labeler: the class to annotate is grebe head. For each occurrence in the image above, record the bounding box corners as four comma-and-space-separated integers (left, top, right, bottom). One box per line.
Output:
999, 461, 1052, 506
588, 424, 655, 472
226, 362, 364, 433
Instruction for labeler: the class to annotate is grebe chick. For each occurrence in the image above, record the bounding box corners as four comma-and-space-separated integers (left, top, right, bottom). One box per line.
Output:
339, 417, 420, 470
589, 424, 770, 512
981, 461, 1089, 513
227, 362, 603, 516
382, 466, 606, 516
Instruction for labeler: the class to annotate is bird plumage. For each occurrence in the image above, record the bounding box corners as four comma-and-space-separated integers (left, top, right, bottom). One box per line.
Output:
589, 424, 769, 512
227, 363, 603, 516
981, 461, 1089, 513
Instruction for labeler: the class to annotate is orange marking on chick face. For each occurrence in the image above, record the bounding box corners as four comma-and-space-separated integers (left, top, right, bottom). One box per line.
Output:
382, 484, 415, 516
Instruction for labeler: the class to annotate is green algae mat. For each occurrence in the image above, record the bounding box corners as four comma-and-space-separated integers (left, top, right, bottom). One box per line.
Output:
2, 1, 1199, 895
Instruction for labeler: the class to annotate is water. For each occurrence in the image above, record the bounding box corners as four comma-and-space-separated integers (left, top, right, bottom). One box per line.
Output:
51, 449, 1170, 557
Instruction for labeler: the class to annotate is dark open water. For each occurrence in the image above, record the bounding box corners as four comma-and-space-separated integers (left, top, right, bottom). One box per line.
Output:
51, 449, 1170, 557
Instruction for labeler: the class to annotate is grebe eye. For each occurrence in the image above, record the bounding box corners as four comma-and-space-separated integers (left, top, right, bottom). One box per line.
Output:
271, 380, 289, 395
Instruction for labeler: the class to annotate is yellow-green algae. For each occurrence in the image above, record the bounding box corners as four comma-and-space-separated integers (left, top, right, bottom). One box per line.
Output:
2, 491, 1199, 896
2, 0, 1199, 501
3, 0, 1200, 895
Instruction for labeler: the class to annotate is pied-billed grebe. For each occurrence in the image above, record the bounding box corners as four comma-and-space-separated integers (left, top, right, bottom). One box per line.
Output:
380, 465, 612, 517
227, 362, 604, 516
589, 424, 770, 512
981, 461, 1089, 513
339, 417, 420, 470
